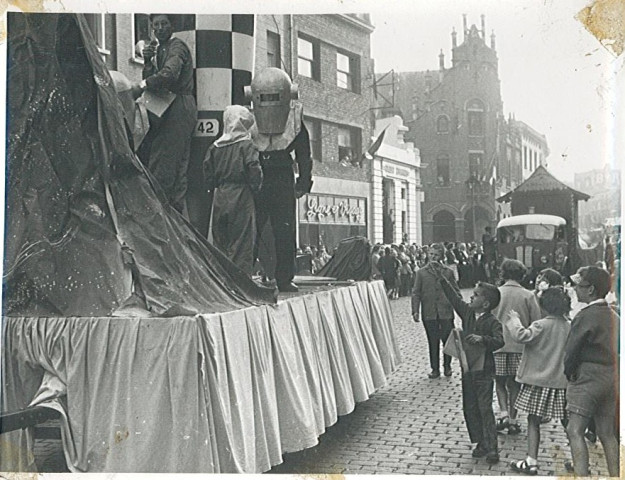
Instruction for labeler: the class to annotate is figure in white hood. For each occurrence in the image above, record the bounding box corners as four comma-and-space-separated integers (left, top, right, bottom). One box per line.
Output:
203, 105, 262, 274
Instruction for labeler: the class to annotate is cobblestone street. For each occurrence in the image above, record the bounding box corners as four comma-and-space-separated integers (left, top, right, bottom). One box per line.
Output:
270, 293, 610, 476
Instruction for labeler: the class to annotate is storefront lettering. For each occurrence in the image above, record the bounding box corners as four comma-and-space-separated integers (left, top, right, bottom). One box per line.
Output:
306, 197, 362, 222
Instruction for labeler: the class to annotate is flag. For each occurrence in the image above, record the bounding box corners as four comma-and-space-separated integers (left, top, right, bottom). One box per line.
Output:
364, 126, 387, 160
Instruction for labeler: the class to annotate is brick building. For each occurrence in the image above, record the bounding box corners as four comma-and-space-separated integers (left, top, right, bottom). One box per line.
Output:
255, 14, 376, 250
381, 15, 549, 244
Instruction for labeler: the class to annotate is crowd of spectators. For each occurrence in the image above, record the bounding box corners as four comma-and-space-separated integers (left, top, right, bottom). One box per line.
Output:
371, 240, 494, 299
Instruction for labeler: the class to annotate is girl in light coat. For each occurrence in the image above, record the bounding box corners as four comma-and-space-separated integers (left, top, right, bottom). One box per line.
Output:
502, 287, 571, 475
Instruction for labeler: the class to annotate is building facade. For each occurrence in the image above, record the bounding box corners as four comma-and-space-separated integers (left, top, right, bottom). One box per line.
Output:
574, 167, 621, 231
370, 116, 423, 245
381, 15, 548, 244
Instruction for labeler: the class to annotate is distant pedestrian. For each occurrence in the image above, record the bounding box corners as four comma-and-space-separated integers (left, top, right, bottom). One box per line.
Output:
437, 273, 504, 464
482, 226, 496, 281
411, 243, 460, 379
503, 287, 571, 475
564, 266, 619, 477
378, 247, 400, 299
492, 259, 541, 435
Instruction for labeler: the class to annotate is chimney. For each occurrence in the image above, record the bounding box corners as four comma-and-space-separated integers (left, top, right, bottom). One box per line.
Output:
439, 49, 445, 70
425, 71, 432, 93
481, 14, 486, 39
463, 14, 467, 40
490, 30, 496, 49
452, 27, 457, 48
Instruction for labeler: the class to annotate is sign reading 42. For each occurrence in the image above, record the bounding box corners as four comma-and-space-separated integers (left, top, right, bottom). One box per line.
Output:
194, 119, 220, 137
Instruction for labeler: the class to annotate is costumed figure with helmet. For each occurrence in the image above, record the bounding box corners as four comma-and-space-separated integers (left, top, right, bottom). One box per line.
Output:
244, 68, 313, 292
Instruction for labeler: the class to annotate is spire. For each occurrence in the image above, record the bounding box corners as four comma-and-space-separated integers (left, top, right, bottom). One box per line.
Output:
452, 27, 457, 48
463, 14, 468, 40
490, 30, 496, 50
439, 49, 445, 70
481, 14, 486, 40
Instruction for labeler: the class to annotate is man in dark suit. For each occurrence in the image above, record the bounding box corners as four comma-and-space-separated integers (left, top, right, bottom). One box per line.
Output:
412, 243, 461, 378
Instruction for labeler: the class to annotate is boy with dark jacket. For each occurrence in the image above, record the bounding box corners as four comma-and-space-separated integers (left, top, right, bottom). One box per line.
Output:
434, 264, 504, 464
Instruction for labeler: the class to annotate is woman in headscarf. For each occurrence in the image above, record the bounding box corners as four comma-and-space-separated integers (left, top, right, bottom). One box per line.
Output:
203, 105, 262, 274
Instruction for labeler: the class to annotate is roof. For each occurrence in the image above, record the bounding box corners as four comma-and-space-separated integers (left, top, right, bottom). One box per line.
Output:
497, 165, 591, 202
497, 214, 566, 228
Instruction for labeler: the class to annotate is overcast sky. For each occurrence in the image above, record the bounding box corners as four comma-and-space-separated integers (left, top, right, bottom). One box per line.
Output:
369, 0, 624, 182
6, 0, 624, 184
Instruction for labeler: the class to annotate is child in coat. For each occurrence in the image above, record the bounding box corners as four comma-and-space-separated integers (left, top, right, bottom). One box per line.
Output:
436, 267, 504, 464
502, 287, 572, 475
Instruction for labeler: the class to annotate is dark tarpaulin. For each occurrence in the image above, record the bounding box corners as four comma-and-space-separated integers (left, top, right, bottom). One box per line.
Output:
3, 13, 276, 317
316, 236, 373, 281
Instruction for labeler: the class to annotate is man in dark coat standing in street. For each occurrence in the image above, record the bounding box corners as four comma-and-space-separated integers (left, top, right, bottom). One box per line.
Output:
132, 14, 197, 214
412, 243, 461, 378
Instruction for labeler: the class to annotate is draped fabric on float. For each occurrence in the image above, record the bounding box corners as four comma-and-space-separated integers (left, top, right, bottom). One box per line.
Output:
3, 12, 274, 318
1, 282, 401, 473
316, 236, 373, 281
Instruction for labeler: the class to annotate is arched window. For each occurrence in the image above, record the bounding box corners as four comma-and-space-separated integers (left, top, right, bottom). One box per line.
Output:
436, 115, 449, 134
467, 99, 485, 136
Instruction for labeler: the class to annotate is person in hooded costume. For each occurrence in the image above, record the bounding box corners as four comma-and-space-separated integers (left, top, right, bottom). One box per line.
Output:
203, 105, 262, 274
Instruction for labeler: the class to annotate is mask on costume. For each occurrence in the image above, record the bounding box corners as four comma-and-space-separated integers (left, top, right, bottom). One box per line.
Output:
244, 68, 299, 135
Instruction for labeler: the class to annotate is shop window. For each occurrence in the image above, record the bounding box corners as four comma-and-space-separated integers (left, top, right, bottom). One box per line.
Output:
338, 126, 361, 167
298, 35, 320, 80
436, 115, 449, 134
266, 30, 281, 68
304, 117, 322, 161
437, 155, 450, 186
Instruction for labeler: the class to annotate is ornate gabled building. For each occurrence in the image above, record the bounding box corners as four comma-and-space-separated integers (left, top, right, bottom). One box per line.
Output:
384, 15, 549, 244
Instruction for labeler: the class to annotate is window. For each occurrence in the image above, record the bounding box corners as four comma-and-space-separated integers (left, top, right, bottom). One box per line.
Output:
466, 99, 485, 136
132, 14, 151, 63
469, 152, 483, 179
436, 115, 449, 134
338, 126, 361, 167
305, 117, 322, 161
84, 14, 109, 55
336, 51, 360, 92
298, 36, 319, 80
523, 146, 528, 169
266, 31, 281, 68
437, 155, 450, 186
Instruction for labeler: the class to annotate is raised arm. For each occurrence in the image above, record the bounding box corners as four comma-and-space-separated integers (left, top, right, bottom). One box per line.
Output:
502, 310, 544, 344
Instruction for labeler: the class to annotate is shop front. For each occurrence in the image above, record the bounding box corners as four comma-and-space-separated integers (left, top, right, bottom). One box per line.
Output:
299, 193, 368, 251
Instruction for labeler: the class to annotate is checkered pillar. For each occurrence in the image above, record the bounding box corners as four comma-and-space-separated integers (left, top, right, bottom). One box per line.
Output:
179, 14, 255, 236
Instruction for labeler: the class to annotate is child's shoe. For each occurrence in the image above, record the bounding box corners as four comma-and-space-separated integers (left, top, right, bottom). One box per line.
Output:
507, 423, 521, 435
496, 416, 509, 431
510, 459, 538, 475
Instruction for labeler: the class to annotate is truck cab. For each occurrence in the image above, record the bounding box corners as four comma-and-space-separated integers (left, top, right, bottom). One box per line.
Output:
496, 214, 569, 283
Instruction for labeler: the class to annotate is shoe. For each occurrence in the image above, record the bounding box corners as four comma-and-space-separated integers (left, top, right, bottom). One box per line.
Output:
278, 282, 299, 293
444, 366, 452, 377
496, 416, 509, 431
428, 370, 441, 379
564, 461, 591, 475
584, 429, 597, 443
472, 445, 487, 458
486, 451, 500, 464
507, 423, 521, 435
510, 459, 538, 475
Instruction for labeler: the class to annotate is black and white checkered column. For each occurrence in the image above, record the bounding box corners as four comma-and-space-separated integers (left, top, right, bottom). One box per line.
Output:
181, 14, 255, 235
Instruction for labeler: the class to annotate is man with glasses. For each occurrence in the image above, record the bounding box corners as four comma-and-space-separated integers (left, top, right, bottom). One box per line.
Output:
564, 266, 619, 476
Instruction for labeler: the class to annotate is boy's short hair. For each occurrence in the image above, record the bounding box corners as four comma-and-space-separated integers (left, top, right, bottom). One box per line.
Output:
500, 259, 527, 281
573, 266, 611, 298
476, 281, 501, 311
539, 286, 571, 315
